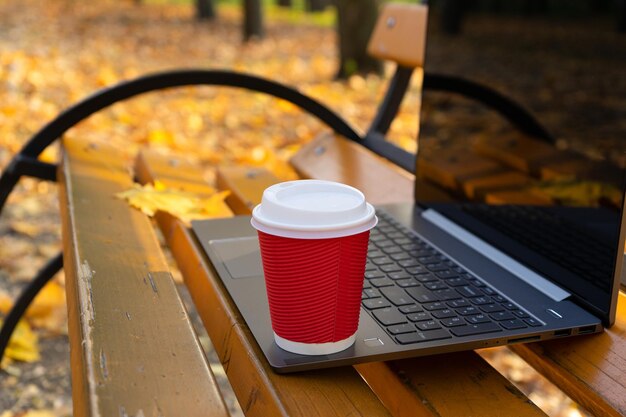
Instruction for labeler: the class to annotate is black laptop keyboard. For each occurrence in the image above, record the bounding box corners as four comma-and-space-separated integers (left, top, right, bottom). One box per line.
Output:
362, 211, 543, 345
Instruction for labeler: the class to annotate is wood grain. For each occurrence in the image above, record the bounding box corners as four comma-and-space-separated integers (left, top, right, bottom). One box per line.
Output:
290, 133, 414, 205
59, 138, 229, 417
135, 150, 393, 417
511, 292, 626, 417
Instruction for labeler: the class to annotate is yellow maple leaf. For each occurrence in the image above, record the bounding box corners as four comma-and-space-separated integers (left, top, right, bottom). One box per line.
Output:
116, 181, 231, 224
0, 319, 41, 366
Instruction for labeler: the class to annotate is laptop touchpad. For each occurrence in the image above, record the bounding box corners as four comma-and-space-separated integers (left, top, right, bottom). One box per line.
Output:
209, 237, 263, 279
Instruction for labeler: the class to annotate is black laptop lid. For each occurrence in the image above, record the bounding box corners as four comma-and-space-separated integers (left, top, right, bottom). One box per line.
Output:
414, 2, 626, 324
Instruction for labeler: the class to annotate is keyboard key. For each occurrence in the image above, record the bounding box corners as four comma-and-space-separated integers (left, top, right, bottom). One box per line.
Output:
372, 307, 407, 326
367, 250, 384, 258
365, 270, 385, 279
470, 296, 492, 305
502, 302, 518, 310
363, 299, 390, 310
362, 290, 370, 299
380, 264, 403, 273
426, 263, 450, 272
456, 286, 482, 298
399, 304, 422, 314
418, 256, 440, 264
406, 266, 429, 275
492, 295, 506, 303
450, 322, 502, 337
389, 271, 411, 280
524, 318, 543, 327
470, 279, 486, 288
466, 314, 491, 324
405, 287, 438, 303
370, 278, 395, 288
432, 309, 456, 319
382, 246, 404, 255
456, 306, 480, 316
499, 319, 527, 330
390, 252, 411, 260
480, 304, 505, 313
490, 311, 515, 321
393, 238, 412, 245
416, 320, 442, 331
423, 301, 447, 311
441, 317, 466, 327
407, 312, 431, 322
396, 329, 451, 344
415, 274, 438, 283
363, 288, 380, 298
446, 278, 469, 287
447, 299, 471, 308
399, 259, 420, 268
387, 323, 417, 335
409, 249, 434, 258
425, 281, 447, 290
375, 240, 395, 248
436, 270, 459, 279
372, 256, 393, 265
397, 278, 420, 288
380, 287, 415, 306
481, 287, 497, 296
512, 310, 530, 319
365, 262, 377, 271
433, 289, 461, 301
370, 234, 387, 242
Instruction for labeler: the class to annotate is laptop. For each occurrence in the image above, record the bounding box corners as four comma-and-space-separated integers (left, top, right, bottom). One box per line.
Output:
192, 4, 626, 373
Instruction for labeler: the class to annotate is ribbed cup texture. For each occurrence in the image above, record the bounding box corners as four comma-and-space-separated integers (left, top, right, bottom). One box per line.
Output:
257, 230, 370, 344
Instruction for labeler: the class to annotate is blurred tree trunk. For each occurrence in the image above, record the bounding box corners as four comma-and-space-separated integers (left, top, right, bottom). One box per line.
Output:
307, 0, 332, 12
334, 0, 382, 79
277, 0, 292, 7
244, 0, 264, 40
196, 0, 216, 20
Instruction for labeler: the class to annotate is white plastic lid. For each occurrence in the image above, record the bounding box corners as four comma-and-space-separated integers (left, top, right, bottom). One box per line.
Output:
251, 180, 377, 239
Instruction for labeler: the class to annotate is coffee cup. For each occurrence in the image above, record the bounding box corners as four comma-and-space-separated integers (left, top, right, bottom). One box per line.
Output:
251, 180, 377, 355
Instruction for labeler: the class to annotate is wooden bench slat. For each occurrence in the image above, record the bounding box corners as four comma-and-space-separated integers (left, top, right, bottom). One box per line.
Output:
209, 160, 547, 417
216, 166, 280, 214
510, 292, 626, 417
135, 151, 394, 417
290, 133, 415, 205
59, 138, 229, 417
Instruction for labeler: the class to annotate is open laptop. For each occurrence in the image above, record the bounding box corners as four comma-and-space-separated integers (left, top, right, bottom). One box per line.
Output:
192, 4, 626, 373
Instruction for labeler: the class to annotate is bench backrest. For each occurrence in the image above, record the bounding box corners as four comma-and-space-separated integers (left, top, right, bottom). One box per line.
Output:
367, 3, 428, 69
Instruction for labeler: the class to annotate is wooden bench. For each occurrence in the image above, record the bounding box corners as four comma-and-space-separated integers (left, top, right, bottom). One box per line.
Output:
50, 132, 626, 417
2, 3, 625, 416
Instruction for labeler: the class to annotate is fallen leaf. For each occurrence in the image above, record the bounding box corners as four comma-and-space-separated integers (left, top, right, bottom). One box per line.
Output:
116, 181, 231, 224
0, 281, 66, 334
0, 319, 40, 366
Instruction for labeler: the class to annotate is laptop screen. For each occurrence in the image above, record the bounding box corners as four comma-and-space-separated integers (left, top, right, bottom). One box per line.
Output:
414, 2, 626, 321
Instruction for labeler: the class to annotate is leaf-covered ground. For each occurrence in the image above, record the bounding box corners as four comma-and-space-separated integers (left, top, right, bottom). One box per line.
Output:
0, 1, 597, 416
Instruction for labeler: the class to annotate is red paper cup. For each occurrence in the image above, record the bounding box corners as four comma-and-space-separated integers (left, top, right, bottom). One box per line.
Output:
251, 180, 377, 355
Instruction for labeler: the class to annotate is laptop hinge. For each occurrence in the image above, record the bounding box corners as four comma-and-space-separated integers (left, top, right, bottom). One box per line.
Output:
422, 209, 571, 302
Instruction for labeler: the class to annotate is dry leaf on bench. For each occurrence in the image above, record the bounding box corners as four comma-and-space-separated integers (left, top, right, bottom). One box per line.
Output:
116, 180, 231, 224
